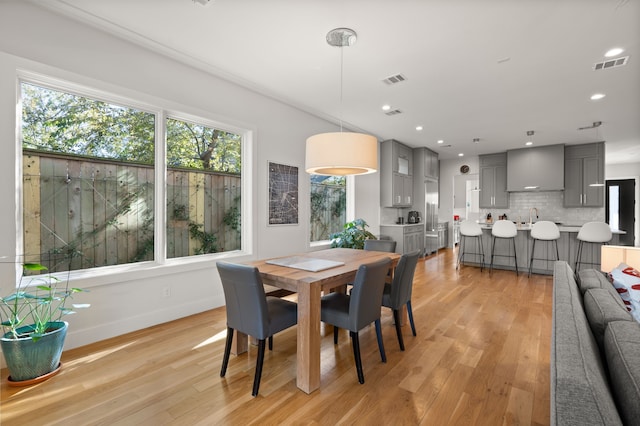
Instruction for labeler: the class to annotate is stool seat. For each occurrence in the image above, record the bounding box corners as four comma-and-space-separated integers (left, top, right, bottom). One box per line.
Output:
490, 220, 518, 274
457, 220, 485, 271
575, 222, 612, 271
529, 221, 560, 277
530, 221, 560, 241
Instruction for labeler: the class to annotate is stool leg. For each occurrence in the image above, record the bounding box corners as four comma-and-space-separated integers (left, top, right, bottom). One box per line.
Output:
575, 240, 583, 271
478, 236, 484, 272
529, 238, 536, 278
490, 236, 496, 274
457, 236, 464, 269
512, 237, 518, 275
554, 239, 559, 261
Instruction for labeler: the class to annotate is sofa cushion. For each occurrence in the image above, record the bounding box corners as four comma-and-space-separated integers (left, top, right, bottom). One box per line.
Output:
583, 288, 633, 351
551, 261, 623, 425
578, 268, 610, 294
604, 320, 640, 426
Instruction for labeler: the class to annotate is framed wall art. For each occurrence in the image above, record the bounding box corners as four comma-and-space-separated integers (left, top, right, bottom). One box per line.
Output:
268, 161, 299, 225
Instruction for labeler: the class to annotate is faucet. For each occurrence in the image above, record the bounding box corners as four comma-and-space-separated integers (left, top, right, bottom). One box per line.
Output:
529, 207, 539, 226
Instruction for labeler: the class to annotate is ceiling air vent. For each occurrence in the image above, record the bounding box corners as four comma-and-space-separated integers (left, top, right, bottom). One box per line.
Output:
593, 56, 629, 71
384, 109, 402, 116
382, 74, 407, 85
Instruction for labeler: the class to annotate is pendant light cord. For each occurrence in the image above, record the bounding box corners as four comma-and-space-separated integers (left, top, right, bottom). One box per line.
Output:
339, 45, 344, 132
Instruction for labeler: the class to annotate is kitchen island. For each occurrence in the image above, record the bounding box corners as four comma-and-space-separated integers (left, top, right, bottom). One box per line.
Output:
459, 223, 625, 274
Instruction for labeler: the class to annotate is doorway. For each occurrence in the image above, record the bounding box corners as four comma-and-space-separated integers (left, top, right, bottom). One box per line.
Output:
606, 179, 635, 246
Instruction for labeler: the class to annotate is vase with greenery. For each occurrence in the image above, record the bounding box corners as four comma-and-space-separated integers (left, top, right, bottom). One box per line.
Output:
0, 258, 89, 384
329, 218, 377, 250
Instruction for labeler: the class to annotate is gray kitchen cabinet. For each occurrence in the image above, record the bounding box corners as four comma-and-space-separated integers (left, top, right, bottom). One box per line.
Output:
381, 140, 414, 207
424, 148, 439, 179
507, 144, 564, 191
563, 142, 604, 207
479, 153, 508, 208
379, 224, 424, 255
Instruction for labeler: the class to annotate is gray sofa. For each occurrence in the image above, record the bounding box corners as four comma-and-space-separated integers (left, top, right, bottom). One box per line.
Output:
551, 261, 640, 425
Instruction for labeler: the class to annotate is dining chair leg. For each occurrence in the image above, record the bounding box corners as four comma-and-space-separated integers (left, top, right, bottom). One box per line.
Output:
350, 331, 365, 384
392, 309, 405, 351
333, 326, 339, 344
220, 326, 233, 377
374, 319, 386, 363
407, 300, 417, 336
252, 339, 266, 397
268, 336, 273, 351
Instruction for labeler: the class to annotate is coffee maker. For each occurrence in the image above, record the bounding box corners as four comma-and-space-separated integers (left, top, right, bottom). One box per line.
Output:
408, 211, 421, 223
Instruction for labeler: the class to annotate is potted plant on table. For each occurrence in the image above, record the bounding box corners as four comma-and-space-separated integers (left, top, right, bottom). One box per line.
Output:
0, 256, 89, 386
329, 218, 377, 250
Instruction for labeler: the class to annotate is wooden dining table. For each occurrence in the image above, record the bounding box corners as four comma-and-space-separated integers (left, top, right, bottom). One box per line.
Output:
240, 247, 401, 394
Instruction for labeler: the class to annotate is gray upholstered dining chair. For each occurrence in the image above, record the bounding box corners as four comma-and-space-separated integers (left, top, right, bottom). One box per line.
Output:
382, 250, 421, 351
320, 257, 391, 384
217, 261, 298, 397
364, 239, 397, 253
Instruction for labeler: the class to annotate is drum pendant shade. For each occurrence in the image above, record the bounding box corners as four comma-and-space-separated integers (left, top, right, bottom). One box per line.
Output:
305, 132, 378, 176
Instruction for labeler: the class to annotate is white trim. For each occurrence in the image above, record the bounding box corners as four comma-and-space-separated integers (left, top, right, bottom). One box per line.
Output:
15, 71, 254, 288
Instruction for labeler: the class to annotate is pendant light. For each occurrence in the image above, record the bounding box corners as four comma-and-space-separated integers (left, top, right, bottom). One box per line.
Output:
305, 28, 378, 176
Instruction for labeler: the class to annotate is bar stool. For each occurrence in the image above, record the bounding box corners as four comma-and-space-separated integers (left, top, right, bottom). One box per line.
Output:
528, 221, 560, 277
575, 222, 612, 272
490, 220, 519, 274
457, 220, 485, 271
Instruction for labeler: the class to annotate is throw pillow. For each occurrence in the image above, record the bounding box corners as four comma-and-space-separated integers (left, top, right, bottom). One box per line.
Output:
608, 263, 640, 323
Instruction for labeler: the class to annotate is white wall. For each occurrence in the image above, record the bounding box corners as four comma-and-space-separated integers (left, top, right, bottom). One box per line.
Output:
439, 157, 481, 247
0, 2, 381, 360
606, 162, 640, 246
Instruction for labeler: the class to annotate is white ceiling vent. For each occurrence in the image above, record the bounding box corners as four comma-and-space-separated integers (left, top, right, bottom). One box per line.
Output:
593, 56, 629, 71
384, 109, 403, 116
382, 74, 407, 85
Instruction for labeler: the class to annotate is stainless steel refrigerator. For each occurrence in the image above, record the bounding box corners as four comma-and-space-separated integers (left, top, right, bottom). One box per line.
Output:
424, 178, 439, 255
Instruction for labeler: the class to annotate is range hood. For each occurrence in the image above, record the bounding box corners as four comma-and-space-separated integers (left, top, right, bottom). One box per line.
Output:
507, 144, 564, 192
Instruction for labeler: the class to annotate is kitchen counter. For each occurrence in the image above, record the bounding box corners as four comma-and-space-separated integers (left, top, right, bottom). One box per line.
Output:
381, 223, 423, 227
460, 223, 625, 274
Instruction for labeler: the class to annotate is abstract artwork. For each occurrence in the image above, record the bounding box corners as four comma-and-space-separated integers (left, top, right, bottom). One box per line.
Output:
268, 161, 298, 225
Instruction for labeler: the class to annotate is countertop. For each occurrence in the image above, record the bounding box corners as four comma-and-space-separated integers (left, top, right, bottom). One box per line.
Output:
380, 223, 424, 227
478, 223, 626, 234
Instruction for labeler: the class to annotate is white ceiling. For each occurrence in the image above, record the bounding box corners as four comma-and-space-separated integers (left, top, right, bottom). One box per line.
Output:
38, 0, 640, 163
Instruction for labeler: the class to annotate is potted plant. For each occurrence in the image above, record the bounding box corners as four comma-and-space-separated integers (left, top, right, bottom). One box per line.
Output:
0, 257, 89, 386
329, 218, 377, 250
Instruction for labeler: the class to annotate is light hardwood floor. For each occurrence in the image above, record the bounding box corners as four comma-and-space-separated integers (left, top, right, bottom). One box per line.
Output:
0, 248, 552, 425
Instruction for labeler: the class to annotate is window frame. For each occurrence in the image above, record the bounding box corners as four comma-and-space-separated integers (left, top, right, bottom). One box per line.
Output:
16, 71, 253, 284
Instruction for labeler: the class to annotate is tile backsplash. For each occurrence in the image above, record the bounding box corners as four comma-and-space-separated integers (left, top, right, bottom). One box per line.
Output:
479, 191, 605, 226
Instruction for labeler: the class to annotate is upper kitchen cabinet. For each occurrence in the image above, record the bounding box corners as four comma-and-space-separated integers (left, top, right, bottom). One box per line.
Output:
414, 147, 439, 179
507, 144, 564, 191
381, 140, 413, 207
479, 153, 509, 208
563, 142, 605, 207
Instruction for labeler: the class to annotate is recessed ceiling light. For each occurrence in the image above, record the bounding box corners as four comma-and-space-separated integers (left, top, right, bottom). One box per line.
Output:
590, 93, 606, 100
605, 47, 624, 57
458, 153, 464, 157
416, 126, 423, 131
437, 140, 444, 144
382, 105, 391, 111
525, 141, 533, 146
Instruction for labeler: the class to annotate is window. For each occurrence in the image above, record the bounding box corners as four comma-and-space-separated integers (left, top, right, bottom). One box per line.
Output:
310, 175, 346, 242
165, 117, 241, 257
20, 80, 243, 272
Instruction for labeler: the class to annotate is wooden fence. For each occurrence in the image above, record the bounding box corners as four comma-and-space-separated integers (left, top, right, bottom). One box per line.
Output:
310, 182, 346, 242
22, 150, 241, 271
